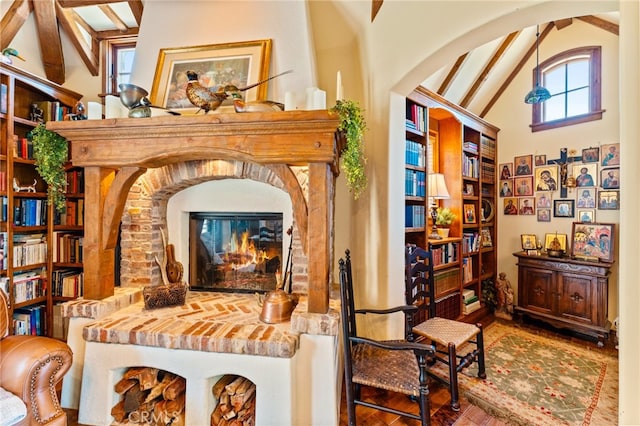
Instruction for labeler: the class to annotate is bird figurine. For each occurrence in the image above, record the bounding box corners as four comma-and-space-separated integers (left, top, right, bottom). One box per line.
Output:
185, 69, 292, 114
1, 47, 25, 65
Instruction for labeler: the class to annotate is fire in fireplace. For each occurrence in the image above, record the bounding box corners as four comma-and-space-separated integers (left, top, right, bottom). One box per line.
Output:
189, 212, 283, 293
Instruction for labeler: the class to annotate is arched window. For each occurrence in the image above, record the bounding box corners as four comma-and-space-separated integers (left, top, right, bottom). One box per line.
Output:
531, 46, 603, 132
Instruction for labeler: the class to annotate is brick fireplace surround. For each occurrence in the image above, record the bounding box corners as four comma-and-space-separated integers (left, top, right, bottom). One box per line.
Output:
48, 111, 345, 425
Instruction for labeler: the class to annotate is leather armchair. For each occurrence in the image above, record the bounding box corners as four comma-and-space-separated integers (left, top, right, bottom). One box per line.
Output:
0, 290, 73, 425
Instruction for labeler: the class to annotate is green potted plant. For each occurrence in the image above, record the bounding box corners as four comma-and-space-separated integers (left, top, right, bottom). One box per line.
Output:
435, 207, 456, 237
331, 99, 367, 200
29, 123, 68, 212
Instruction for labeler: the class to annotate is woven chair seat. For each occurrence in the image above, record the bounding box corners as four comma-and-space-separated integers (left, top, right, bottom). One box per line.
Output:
412, 317, 480, 347
351, 341, 421, 397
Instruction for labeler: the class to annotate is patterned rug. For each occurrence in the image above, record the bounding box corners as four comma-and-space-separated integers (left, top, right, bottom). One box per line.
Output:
438, 321, 618, 425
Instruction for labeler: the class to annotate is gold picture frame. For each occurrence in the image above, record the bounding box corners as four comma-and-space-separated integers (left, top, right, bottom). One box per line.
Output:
544, 233, 568, 252
150, 39, 272, 113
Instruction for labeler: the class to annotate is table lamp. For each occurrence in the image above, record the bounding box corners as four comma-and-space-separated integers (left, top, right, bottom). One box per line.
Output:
428, 173, 450, 240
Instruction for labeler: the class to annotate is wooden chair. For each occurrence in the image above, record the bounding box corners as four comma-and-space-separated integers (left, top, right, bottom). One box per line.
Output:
405, 245, 486, 411
339, 250, 436, 426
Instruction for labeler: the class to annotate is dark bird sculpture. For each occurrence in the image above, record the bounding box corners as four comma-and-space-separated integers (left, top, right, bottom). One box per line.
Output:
185, 69, 292, 114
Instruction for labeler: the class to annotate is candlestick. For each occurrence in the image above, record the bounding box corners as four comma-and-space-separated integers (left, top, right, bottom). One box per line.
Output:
336, 71, 343, 101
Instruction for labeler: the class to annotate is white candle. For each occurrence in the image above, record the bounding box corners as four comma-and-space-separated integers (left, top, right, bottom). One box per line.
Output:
306, 87, 317, 110
313, 89, 326, 110
87, 101, 102, 119
336, 71, 343, 101
284, 91, 296, 111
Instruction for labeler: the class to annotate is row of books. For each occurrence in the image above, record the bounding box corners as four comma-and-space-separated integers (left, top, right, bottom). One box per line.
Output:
11, 270, 46, 304
33, 100, 72, 123
463, 140, 478, 154
481, 136, 496, 158
481, 162, 496, 183
54, 199, 84, 227
405, 205, 426, 228
66, 169, 85, 194
431, 242, 458, 266
14, 198, 48, 227
13, 304, 46, 336
0, 171, 6, 191
462, 288, 481, 314
15, 137, 34, 160
462, 231, 483, 254
405, 169, 426, 197
52, 302, 70, 340
51, 268, 84, 298
52, 232, 83, 263
405, 139, 425, 167
406, 103, 427, 133
462, 257, 474, 283
462, 153, 480, 178
13, 240, 47, 267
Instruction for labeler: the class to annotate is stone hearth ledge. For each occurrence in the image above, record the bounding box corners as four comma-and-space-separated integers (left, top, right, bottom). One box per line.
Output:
77, 290, 340, 358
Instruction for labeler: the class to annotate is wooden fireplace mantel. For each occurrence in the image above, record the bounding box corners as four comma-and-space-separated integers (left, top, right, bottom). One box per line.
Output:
48, 110, 343, 314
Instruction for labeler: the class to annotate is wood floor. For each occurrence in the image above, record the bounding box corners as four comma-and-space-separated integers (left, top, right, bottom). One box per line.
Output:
64, 318, 617, 426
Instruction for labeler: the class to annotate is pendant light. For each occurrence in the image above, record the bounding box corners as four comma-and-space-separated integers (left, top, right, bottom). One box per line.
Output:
524, 25, 551, 104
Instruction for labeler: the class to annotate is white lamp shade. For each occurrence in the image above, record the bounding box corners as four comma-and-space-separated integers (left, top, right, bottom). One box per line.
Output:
428, 173, 450, 199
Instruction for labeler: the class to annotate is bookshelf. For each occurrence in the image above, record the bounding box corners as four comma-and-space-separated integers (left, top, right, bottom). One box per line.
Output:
0, 63, 83, 338
406, 87, 499, 322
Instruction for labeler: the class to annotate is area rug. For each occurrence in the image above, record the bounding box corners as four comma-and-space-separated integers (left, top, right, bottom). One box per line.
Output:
434, 321, 618, 425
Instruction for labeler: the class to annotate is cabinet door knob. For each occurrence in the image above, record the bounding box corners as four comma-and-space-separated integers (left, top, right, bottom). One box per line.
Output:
570, 292, 584, 302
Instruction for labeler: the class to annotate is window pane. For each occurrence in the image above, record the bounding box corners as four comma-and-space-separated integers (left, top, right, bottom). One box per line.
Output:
567, 88, 589, 116
118, 49, 136, 74
544, 65, 565, 95
543, 94, 565, 121
567, 59, 589, 90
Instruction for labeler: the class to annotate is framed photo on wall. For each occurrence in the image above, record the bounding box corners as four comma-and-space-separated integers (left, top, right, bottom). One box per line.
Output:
577, 209, 596, 223
515, 176, 533, 196
571, 222, 615, 262
514, 155, 533, 176
576, 188, 596, 208
573, 163, 597, 187
536, 192, 552, 208
499, 180, 513, 197
582, 147, 600, 163
499, 163, 513, 180
598, 190, 620, 210
601, 168, 620, 189
601, 143, 620, 166
537, 208, 551, 222
534, 154, 547, 166
535, 165, 559, 191
554, 199, 574, 218
519, 197, 535, 215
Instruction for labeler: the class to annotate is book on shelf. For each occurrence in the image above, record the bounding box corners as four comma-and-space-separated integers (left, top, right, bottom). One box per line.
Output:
52, 302, 70, 340
0, 83, 7, 114
12, 270, 45, 304
13, 304, 46, 335
462, 257, 473, 283
463, 299, 481, 314
462, 288, 475, 302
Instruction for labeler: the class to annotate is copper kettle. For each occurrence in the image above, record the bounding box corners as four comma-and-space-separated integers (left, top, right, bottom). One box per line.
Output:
258, 273, 298, 324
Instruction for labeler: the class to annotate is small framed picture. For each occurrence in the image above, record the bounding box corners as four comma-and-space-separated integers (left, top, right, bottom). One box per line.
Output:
503, 198, 518, 215
582, 147, 600, 163
598, 190, 620, 210
600, 167, 620, 189
571, 222, 615, 262
576, 188, 596, 208
544, 233, 568, 252
481, 229, 493, 247
577, 209, 596, 223
499, 163, 513, 180
535, 165, 559, 191
534, 154, 547, 166
537, 208, 551, 222
514, 176, 533, 196
601, 143, 620, 166
514, 155, 533, 176
463, 183, 475, 196
536, 192, 552, 208
554, 199, 574, 218
573, 163, 597, 187
499, 179, 513, 197
519, 197, 535, 215
463, 204, 477, 224
521, 234, 537, 250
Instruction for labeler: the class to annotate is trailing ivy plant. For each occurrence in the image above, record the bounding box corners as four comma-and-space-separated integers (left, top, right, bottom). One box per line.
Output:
331, 99, 368, 199
29, 123, 68, 212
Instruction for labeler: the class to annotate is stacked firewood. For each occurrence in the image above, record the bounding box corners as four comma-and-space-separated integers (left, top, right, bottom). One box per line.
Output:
211, 375, 256, 426
111, 367, 186, 425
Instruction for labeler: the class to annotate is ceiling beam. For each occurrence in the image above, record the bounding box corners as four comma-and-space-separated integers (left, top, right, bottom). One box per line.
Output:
371, 0, 383, 22
0, 0, 33, 51
437, 53, 468, 96
128, 0, 143, 26
32, 0, 65, 84
480, 22, 554, 118
96, 28, 139, 39
553, 18, 573, 30
98, 4, 128, 31
56, 2, 99, 76
460, 31, 519, 109
576, 15, 619, 35
57, 0, 123, 5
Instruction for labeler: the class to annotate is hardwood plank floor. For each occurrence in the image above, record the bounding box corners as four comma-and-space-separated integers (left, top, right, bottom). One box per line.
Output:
64, 318, 616, 425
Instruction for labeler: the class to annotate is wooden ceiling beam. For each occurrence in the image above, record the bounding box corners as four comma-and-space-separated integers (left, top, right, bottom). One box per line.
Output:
32, 0, 65, 84
57, 0, 122, 6
97, 28, 139, 39
553, 18, 573, 30
371, 0, 383, 22
56, 1, 99, 76
1, 0, 33, 51
128, 0, 143, 26
98, 4, 128, 31
437, 53, 468, 96
577, 15, 619, 35
460, 31, 519, 109
480, 22, 554, 118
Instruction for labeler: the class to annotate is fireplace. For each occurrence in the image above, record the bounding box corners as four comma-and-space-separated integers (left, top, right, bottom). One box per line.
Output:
189, 211, 284, 293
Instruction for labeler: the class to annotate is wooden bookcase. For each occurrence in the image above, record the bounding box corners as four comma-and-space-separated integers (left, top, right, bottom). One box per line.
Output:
0, 63, 84, 338
406, 87, 499, 322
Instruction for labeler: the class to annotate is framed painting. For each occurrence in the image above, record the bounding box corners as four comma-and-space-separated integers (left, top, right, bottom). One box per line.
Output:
520, 234, 537, 250
582, 147, 599, 163
499, 163, 513, 180
577, 209, 596, 223
518, 197, 535, 215
463, 204, 477, 224
503, 198, 518, 215
598, 190, 620, 210
514, 155, 533, 176
544, 233, 568, 251
534, 165, 558, 191
534, 154, 547, 166
536, 192, 552, 209
499, 179, 513, 197
571, 222, 615, 262
600, 143, 620, 166
554, 199, 574, 218
572, 163, 597, 187
600, 167, 620, 189
150, 39, 272, 112
537, 208, 551, 222
576, 188, 596, 208
514, 176, 533, 196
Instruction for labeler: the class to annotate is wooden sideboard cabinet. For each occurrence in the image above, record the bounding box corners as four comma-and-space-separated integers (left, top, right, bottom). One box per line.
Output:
513, 252, 612, 346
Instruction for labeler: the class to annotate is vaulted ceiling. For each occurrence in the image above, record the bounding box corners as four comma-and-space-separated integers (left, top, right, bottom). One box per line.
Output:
1, 0, 142, 85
